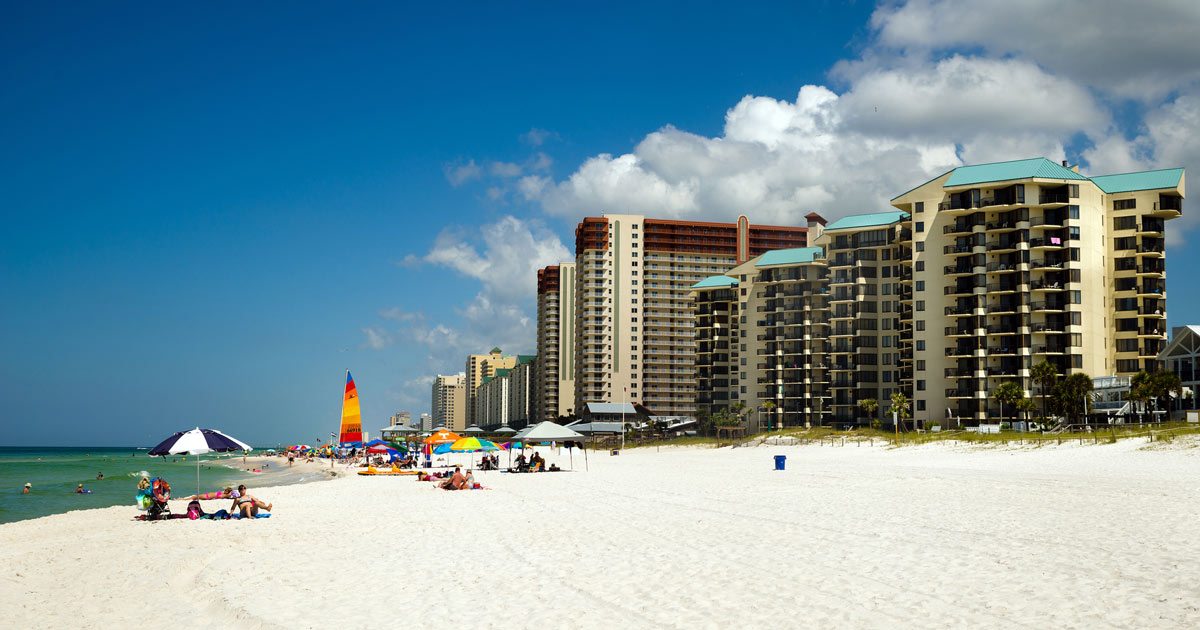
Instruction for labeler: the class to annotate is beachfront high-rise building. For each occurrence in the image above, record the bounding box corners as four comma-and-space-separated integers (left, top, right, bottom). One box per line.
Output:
892, 158, 1184, 426
431, 372, 466, 431
388, 411, 411, 426
571, 214, 808, 417
465, 348, 516, 425
534, 263, 577, 422
418, 413, 432, 431
692, 158, 1184, 429
476, 354, 536, 429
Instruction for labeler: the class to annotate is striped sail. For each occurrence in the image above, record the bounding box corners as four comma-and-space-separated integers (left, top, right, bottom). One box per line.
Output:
339, 371, 363, 443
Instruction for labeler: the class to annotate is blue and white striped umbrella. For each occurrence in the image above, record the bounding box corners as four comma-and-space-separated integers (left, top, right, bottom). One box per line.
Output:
149, 427, 252, 456
148, 428, 252, 495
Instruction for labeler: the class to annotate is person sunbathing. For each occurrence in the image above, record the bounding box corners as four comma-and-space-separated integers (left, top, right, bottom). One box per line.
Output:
440, 466, 466, 490
230, 484, 272, 516
178, 487, 234, 501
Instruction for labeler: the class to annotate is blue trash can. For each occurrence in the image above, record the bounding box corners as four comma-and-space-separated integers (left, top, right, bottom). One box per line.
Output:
774, 455, 786, 471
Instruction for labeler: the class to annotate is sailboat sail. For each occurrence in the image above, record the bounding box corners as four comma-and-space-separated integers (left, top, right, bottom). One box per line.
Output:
339, 371, 363, 443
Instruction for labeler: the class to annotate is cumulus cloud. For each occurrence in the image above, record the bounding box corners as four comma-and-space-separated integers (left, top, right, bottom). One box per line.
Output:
489, 161, 523, 177
866, 0, 1200, 101
421, 215, 571, 302
443, 160, 481, 187
379, 307, 422, 323
517, 1, 1196, 239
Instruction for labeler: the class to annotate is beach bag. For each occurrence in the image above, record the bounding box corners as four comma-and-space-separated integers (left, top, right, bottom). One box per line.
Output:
186, 500, 204, 520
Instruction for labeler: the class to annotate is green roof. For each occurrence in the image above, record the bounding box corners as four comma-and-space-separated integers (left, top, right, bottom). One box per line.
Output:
495, 368, 511, 377
517, 354, 536, 365
481, 376, 494, 385
690, 275, 738, 289
945, 157, 1088, 187
1089, 168, 1184, 193
824, 211, 909, 231
756, 246, 823, 267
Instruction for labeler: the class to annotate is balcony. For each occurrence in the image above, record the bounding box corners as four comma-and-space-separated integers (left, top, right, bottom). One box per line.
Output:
1154, 196, 1183, 213
1039, 192, 1070, 205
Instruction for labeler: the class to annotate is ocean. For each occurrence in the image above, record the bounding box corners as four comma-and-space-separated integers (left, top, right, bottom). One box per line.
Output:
0, 446, 323, 525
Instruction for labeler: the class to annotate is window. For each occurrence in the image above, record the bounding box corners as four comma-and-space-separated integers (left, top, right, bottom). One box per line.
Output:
1069, 184, 1080, 198
631, 261, 638, 266
1071, 290, 1081, 304
916, 242, 925, 252
1016, 184, 1025, 203
915, 201, 925, 213
1069, 226, 1080, 240
916, 281, 925, 291
630, 325, 638, 331
916, 321, 925, 331
916, 300, 925, 311
916, 340, 925, 351
631, 317, 638, 322
883, 336, 892, 347
916, 222, 925, 233
1114, 216, 1137, 230
917, 400, 926, 411
1114, 199, 1136, 210
917, 380, 926, 391
883, 371, 893, 382
916, 261, 924, 272
916, 360, 925, 371
631, 280, 638, 285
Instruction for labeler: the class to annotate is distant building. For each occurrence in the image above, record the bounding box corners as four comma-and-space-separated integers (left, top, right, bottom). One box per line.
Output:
431, 373, 466, 431
389, 411, 411, 426
534, 263, 576, 422
465, 348, 517, 424
418, 413, 432, 430
476, 354, 536, 430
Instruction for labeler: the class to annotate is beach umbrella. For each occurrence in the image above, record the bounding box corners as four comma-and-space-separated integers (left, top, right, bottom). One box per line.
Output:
423, 430, 460, 445
148, 427, 252, 494
449, 437, 500, 471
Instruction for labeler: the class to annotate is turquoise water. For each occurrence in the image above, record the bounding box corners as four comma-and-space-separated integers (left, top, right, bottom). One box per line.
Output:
0, 447, 313, 525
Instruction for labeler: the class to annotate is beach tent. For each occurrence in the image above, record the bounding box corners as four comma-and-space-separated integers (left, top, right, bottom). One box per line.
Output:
495, 426, 517, 434
509, 421, 588, 470
464, 425, 486, 435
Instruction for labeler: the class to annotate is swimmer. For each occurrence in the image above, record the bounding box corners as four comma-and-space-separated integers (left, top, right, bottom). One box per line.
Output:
23, 483, 31, 494
96, 472, 103, 480
76, 484, 87, 493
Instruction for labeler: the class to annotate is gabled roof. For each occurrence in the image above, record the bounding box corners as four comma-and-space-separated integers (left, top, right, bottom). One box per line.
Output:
1089, 168, 1184, 194
945, 157, 1089, 187
824, 211, 909, 231
517, 354, 536, 365
756, 246, 823, 267
691, 275, 738, 289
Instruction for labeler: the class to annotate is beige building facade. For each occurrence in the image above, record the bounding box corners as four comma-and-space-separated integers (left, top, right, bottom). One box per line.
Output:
571, 214, 808, 417
431, 373, 466, 431
476, 355, 535, 429
464, 348, 516, 426
693, 157, 1184, 428
534, 263, 576, 422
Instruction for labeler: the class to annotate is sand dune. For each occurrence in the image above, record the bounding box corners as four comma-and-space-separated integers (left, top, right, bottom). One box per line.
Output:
2, 440, 1199, 629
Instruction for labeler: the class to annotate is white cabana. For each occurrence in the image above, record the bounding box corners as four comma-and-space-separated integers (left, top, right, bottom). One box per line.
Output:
511, 421, 588, 470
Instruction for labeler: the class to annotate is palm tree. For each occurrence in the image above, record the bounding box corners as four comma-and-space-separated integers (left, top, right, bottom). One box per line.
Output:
1056, 372, 1094, 425
1150, 369, 1183, 422
889, 392, 910, 431
859, 398, 878, 428
1130, 371, 1151, 422
1031, 361, 1058, 422
993, 381, 1024, 425
1017, 397, 1036, 425
761, 401, 777, 431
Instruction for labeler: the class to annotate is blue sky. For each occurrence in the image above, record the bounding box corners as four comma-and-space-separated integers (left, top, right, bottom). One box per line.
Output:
3, 1, 1199, 446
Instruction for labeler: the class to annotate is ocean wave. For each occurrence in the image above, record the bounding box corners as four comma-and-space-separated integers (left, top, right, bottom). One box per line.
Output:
127, 470, 151, 478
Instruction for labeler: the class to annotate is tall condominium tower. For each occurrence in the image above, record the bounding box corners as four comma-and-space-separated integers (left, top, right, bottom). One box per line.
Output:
892, 158, 1184, 425
534, 263, 576, 422
572, 214, 807, 416
431, 373, 466, 431
476, 355, 536, 429
691, 157, 1184, 429
465, 348, 516, 426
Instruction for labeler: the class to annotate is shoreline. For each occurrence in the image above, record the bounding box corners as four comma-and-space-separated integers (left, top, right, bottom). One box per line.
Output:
3, 441, 1198, 629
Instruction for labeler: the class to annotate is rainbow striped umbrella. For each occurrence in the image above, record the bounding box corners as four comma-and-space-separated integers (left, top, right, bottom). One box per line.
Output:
448, 437, 500, 452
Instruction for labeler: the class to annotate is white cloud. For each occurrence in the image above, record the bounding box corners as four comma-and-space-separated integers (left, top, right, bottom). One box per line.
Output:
379, 307, 422, 323
421, 215, 571, 302
489, 161, 523, 177
867, 0, 1200, 101
442, 160, 481, 187
360, 326, 393, 350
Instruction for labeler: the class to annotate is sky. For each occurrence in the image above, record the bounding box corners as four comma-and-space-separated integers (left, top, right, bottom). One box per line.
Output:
3, 1, 1200, 447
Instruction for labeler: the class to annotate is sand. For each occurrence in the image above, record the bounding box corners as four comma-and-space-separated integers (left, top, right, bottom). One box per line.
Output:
2, 439, 1199, 629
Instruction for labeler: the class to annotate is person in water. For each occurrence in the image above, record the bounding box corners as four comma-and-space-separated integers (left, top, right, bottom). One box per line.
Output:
96, 472, 103, 480
178, 487, 234, 501
23, 483, 31, 494
76, 484, 86, 493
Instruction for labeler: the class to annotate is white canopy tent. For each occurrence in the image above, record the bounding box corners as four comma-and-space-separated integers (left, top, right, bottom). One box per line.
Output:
511, 421, 588, 470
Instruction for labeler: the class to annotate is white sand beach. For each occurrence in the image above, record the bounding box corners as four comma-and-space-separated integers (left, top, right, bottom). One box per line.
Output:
3, 439, 1199, 629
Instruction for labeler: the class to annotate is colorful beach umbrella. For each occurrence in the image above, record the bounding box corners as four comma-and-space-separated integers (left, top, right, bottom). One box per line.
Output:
423, 430, 460, 445
449, 437, 500, 452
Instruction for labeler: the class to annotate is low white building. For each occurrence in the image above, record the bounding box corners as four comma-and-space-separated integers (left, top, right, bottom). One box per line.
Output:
1159, 326, 1200, 412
